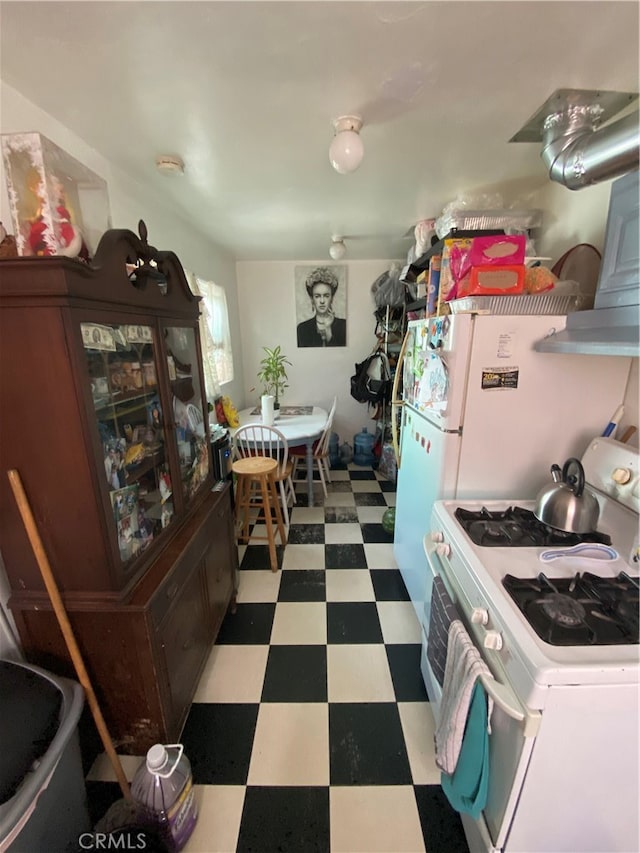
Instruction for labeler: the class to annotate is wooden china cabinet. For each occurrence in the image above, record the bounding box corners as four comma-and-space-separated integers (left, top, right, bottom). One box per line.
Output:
0, 223, 238, 752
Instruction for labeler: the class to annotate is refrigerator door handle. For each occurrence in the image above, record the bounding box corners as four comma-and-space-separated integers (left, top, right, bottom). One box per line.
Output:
391, 328, 411, 468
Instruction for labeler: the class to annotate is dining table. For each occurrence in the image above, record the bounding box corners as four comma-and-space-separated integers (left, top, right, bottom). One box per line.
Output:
230, 405, 328, 507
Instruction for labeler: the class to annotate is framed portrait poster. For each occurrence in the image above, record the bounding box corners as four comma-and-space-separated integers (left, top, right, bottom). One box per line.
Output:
295, 265, 347, 348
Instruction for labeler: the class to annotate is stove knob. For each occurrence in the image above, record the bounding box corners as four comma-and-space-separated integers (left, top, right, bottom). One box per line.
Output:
484, 630, 503, 651
435, 542, 451, 558
471, 608, 489, 626
612, 467, 632, 485
430, 531, 444, 543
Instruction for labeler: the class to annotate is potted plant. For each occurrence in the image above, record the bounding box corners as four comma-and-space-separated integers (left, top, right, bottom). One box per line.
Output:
257, 345, 291, 410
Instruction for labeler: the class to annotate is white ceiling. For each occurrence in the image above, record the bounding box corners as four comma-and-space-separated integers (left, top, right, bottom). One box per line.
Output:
1, 1, 638, 261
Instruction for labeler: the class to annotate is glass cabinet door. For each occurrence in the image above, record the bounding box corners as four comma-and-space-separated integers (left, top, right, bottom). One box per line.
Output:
164, 326, 210, 505
81, 322, 174, 565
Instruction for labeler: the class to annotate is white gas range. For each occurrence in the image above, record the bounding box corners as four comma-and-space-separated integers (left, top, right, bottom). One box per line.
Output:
421, 437, 639, 853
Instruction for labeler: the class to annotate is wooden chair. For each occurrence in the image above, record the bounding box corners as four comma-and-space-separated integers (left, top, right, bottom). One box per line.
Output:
290, 396, 337, 498
232, 424, 296, 528
232, 456, 286, 572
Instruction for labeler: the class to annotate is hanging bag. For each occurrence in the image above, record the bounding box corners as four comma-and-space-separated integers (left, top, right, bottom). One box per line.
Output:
350, 350, 392, 405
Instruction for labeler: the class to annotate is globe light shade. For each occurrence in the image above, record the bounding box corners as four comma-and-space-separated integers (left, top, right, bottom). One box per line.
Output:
329, 116, 364, 174
329, 240, 346, 260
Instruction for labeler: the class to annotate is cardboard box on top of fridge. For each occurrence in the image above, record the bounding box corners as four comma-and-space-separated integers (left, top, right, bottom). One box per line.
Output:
1, 132, 111, 259
449, 234, 526, 286
426, 255, 442, 316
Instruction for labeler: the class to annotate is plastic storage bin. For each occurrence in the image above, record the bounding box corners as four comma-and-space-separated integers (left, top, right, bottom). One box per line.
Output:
353, 428, 375, 467
0, 659, 91, 852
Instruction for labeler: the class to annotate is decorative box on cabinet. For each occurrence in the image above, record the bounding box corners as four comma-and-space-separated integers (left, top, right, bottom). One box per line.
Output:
0, 222, 238, 752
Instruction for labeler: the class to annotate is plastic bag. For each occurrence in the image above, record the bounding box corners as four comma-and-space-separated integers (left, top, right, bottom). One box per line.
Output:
372, 264, 404, 307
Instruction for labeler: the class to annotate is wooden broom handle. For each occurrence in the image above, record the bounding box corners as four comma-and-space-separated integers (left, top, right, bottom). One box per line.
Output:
7, 469, 132, 801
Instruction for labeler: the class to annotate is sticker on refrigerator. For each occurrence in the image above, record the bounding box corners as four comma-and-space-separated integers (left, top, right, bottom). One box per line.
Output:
481, 366, 519, 390
496, 332, 516, 359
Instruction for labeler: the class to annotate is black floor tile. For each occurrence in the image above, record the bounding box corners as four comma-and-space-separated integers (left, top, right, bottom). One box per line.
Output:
354, 492, 387, 506
278, 569, 326, 601
378, 479, 397, 492
370, 568, 410, 600
414, 785, 470, 853
329, 702, 413, 785
181, 703, 258, 785
215, 602, 275, 644
239, 545, 285, 570
237, 786, 330, 853
287, 523, 325, 544
261, 645, 327, 702
324, 506, 359, 523
327, 602, 383, 643
349, 469, 377, 479
386, 644, 429, 701
325, 543, 367, 569
361, 521, 394, 543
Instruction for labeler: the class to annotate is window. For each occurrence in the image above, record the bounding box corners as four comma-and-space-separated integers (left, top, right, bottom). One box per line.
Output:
188, 274, 234, 400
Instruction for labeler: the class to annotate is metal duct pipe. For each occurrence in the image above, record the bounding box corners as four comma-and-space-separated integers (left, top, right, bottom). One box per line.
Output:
541, 104, 639, 190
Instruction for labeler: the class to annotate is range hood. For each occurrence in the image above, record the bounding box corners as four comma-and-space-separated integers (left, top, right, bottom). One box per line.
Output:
510, 90, 639, 358
534, 168, 639, 357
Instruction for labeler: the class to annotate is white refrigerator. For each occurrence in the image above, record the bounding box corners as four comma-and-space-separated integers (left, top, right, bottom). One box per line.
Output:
391, 314, 632, 617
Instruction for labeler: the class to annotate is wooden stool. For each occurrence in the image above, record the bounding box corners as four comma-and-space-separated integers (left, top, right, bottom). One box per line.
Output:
232, 456, 287, 572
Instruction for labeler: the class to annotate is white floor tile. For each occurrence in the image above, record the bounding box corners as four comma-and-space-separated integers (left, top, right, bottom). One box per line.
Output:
398, 701, 441, 784
237, 544, 247, 564
194, 645, 268, 702
247, 703, 329, 785
384, 492, 397, 506
324, 523, 363, 544
364, 543, 398, 570
330, 786, 425, 853
289, 506, 326, 524
329, 469, 351, 480
325, 569, 375, 602
236, 569, 281, 603
86, 753, 142, 782
323, 492, 356, 507
184, 785, 245, 853
327, 644, 395, 702
350, 480, 382, 493
357, 506, 386, 524
377, 601, 422, 643
281, 543, 326, 570
270, 601, 327, 644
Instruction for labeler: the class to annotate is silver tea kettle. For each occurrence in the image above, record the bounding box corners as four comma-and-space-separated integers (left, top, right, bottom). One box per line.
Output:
534, 457, 600, 534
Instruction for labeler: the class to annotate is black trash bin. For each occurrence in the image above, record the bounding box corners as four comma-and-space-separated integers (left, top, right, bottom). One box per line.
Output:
0, 659, 91, 852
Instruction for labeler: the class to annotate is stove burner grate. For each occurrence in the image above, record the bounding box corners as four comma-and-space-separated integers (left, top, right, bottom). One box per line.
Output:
503, 572, 639, 646
455, 506, 612, 548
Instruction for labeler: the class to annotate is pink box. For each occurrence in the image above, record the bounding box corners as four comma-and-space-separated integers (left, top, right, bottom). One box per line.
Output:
468, 235, 525, 268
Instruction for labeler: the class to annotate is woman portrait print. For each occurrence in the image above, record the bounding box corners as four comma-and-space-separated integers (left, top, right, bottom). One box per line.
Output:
295, 265, 347, 348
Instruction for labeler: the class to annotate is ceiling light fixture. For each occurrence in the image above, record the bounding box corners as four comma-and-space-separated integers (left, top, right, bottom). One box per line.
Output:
155, 155, 185, 176
329, 115, 364, 174
329, 236, 347, 260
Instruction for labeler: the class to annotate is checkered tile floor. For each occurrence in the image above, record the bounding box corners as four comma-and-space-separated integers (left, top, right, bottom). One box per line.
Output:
85, 466, 468, 852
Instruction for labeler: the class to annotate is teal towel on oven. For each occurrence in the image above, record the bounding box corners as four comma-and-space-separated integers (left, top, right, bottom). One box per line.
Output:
441, 681, 490, 819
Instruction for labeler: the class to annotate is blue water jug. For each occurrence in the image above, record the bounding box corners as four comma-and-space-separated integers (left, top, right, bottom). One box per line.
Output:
329, 432, 340, 467
353, 428, 375, 467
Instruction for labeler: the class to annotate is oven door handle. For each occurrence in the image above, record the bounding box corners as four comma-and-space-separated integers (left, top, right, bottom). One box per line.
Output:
424, 536, 541, 738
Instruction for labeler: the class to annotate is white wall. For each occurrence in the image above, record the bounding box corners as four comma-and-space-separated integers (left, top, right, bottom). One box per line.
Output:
236, 260, 395, 445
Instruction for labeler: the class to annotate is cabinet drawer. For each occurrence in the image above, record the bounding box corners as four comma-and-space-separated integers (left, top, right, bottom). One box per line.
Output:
157, 561, 208, 731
